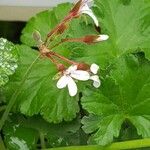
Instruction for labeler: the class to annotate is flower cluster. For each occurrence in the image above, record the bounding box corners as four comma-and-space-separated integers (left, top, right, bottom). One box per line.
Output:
57, 63, 100, 96
34, 0, 109, 96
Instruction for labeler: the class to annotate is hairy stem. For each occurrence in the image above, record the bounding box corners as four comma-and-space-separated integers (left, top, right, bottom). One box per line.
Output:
0, 54, 40, 130
45, 14, 72, 45
42, 138, 150, 150
50, 51, 77, 65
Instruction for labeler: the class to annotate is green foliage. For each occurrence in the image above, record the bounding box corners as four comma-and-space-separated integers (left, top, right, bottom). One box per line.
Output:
0, 38, 18, 87
3, 114, 83, 149
20, 3, 97, 47
76, 0, 150, 68
5, 45, 79, 123
0, 0, 150, 149
82, 54, 150, 145
3, 118, 38, 150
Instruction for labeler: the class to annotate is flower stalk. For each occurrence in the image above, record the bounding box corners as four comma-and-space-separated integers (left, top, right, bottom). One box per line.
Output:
34, 0, 109, 96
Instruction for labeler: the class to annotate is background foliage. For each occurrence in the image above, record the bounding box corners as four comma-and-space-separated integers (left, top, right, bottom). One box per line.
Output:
0, 0, 150, 149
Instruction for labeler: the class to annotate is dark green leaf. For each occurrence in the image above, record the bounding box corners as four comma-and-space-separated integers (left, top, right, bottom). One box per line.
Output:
3, 118, 38, 150
3, 114, 83, 149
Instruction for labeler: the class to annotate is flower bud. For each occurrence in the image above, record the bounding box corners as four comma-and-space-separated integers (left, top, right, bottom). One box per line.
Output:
77, 63, 90, 71
32, 30, 43, 45
83, 35, 109, 44
57, 64, 65, 72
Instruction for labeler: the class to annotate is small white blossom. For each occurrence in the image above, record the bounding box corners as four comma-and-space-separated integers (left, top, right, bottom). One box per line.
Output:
90, 63, 101, 88
90, 63, 99, 74
57, 65, 90, 96
90, 75, 101, 88
78, 0, 99, 27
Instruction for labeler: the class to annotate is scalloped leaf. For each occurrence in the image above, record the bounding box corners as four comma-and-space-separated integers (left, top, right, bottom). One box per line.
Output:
20, 1, 150, 69
5, 45, 79, 123
81, 54, 150, 145
76, 0, 150, 68
20, 3, 97, 47
0, 38, 18, 87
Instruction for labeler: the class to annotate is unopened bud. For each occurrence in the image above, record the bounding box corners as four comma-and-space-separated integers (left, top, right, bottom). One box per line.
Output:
57, 64, 65, 72
32, 30, 43, 45
77, 63, 90, 71
83, 34, 109, 44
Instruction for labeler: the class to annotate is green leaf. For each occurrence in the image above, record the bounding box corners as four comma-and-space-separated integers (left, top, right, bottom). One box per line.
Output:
20, 0, 150, 69
3, 117, 38, 150
81, 54, 150, 145
0, 38, 18, 87
20, 3, 96, 47
5, 45, 79, 123
3, 114, 84, 148
76, 0, 150, 68
21, 3, 71, 47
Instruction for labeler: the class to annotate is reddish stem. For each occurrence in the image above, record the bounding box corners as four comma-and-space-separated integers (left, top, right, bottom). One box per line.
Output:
44, 14, 73, 45
49, 51, 77, 65
39, 45, 77, 65
46, 53, 59, 66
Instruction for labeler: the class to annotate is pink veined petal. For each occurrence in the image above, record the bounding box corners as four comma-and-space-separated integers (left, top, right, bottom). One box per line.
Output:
57, 75, 68, 89
67, 76, 77, 96
80, 4, 99, 27
90, 75, 101, 88
90, 63, 99, 74
71, 70, 90, 81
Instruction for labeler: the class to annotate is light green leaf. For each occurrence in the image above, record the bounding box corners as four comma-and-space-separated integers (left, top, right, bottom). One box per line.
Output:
81, 54, 150, 145
5, 45, 79, 123
0, 38, 18, 87
20, 3, 97, 47
77, 0, 150, 68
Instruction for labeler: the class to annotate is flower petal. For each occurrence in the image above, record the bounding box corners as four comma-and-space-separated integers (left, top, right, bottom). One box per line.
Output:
71, 70, 90, 81
80, 4, 99, 27
67, 76, 77, 96
96, 34, 109, 42
66, 65, 77, 73
57, 75, 68, 89
90, 75, 101, 88
90, 63, 99, 74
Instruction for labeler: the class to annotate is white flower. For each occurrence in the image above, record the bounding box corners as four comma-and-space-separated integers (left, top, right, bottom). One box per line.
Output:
90, 63, 99, 74
90, 63, 101, 88
57, 65, 90, 96
76, 0, 99, 27
90, 75, 101, 88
